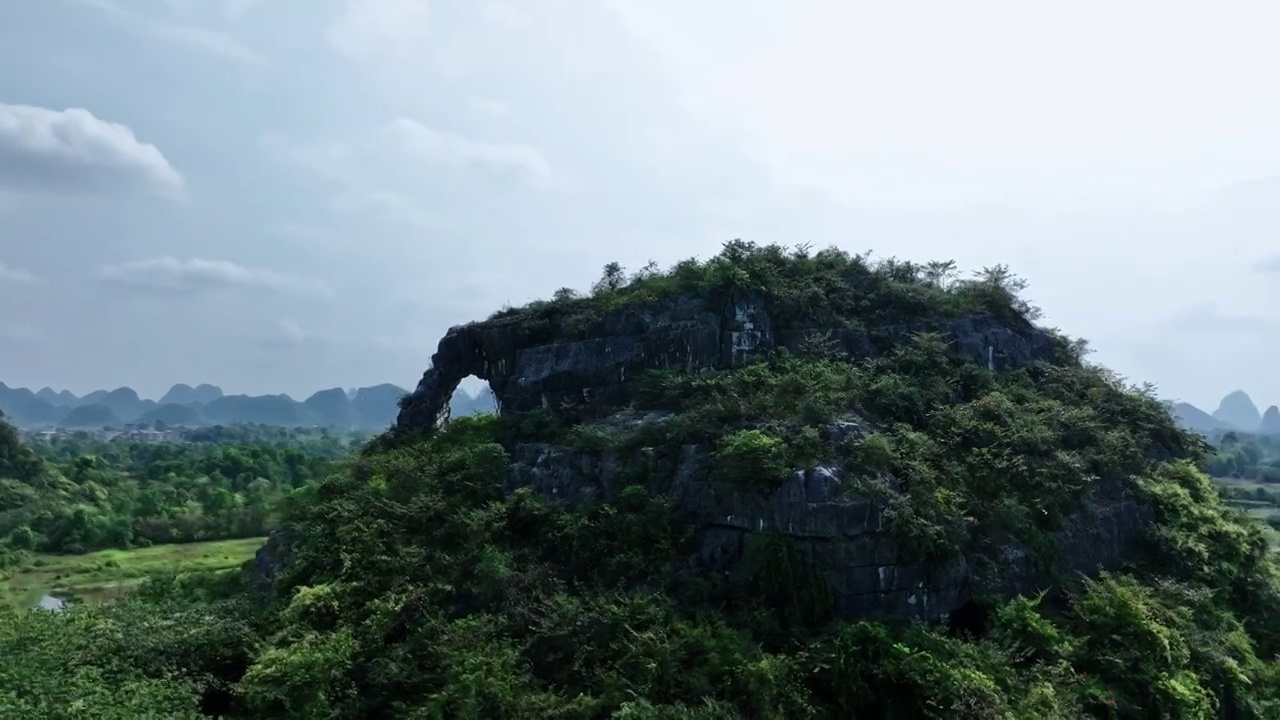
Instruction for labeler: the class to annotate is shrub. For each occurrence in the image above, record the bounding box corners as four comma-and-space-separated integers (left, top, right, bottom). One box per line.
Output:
712, 430, 790, 492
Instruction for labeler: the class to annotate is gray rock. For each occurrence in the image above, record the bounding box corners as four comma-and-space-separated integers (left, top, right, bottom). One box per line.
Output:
395, 291, 1057, 433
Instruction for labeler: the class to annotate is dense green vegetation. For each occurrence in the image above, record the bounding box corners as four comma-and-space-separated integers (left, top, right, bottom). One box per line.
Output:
0, 427, 351, 556
1204, 432, 1280, 541
3, 242, 1280, 718
1207, 431, 1280, 483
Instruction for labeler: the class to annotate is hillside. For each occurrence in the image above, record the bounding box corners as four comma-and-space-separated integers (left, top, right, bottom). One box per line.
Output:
0, 381, 496, 430
246, 243, 1277, 717
1173, 400, 1239, 434
7, 242, 1280, 718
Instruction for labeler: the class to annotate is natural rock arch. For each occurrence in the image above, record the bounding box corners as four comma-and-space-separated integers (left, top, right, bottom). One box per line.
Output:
394, 292, 1056, 437
396, 325, 509, 432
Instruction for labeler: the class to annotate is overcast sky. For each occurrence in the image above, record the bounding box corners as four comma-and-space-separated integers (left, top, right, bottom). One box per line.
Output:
2, 0, 1280, 409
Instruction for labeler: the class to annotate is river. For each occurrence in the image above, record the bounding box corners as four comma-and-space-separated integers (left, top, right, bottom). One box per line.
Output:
35, 594, 67, 611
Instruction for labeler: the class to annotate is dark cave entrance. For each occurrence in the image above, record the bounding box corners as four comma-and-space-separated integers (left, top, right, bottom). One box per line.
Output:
947, 598, 993, 639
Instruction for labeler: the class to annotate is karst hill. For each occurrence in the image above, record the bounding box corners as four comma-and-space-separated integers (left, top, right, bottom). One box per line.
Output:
250, 241, 1278, 717
383, 242, 1184, 622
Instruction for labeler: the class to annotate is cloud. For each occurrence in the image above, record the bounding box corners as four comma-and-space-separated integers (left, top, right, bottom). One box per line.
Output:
327, 0, 431, 60
75, 0, 267, 65
607, 1, 1280, 207
268, 119, 563, 232
99, 257, 331, 297
0, 262, 42, 285
467, 96, 511, 117
1255, 254, 1280, 273
0, 323, 44, 346
222, 0, 261, 20
0, 103, 183, 196
275, 319, 310, 345
386, 117, 559, 188
1169, 301, 1273, 334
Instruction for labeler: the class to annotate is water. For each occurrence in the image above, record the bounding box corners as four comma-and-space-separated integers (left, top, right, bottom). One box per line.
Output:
35, 594, 67, 611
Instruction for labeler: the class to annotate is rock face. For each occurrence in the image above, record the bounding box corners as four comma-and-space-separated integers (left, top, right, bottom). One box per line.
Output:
248, 530, 291, 592
396, 292, 1057, 432
379, 291, 1148, 624
505, 421, 1153, 622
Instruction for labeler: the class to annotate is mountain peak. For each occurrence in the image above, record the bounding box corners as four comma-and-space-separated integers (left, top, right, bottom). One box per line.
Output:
159, 383, 224, 406
1213, 390, 1262, 433
0, 381, 479, 430
1261, 405, 1280, 435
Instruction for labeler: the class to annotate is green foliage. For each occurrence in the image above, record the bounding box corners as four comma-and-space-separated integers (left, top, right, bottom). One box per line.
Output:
1, 434, 344, 554
0, 603, 205, 719
489, 240, 1049, 343
1206, 430, 1280, 481
712, 430, 790, 491
0, 582, 263, 719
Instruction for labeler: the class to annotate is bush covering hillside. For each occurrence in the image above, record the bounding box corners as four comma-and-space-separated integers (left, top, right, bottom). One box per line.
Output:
4, 242, 1280, 718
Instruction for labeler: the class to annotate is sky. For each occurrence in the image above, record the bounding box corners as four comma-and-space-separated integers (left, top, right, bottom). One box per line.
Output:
2, 0, 1280, 409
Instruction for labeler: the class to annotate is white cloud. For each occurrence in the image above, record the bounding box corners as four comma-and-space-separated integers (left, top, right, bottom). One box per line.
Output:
608, 0, 1280, 207
0, 263, 42, 285
327, 0, 430, 60
0, 323, 45, 346
277, 318, 309, 344
467, 96, 511, 117
76, 0, 267, 65
479, 3, 534, 30
1256, 254, 1280, 274
332, 189, 440, 229
268, 120, 563, 233
152, 24, 267, 64
99, 257, 331, 297
160, 0, 260, 21
221, 0, 261, 20
386, 117, 558, 188
0, 103, 183, 195
1169, 302, 1273, 334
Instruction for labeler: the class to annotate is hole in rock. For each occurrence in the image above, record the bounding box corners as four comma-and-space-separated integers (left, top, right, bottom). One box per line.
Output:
947, 598, 992, 639
448, 375, 498, 420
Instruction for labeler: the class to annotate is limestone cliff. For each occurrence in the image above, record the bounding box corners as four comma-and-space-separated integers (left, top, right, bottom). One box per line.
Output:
384, 284, 1154, 624
395, 291, 1056, 432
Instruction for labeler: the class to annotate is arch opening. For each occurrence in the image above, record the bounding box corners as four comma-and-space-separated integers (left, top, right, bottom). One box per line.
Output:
448, 375, 499, 421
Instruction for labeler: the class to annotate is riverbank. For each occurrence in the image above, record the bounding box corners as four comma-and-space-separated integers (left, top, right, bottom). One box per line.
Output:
1, 536, 266, 608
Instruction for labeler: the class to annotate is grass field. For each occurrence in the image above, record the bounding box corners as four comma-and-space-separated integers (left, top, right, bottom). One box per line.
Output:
1213, 476, 1280, 494
1, 536, 265, 608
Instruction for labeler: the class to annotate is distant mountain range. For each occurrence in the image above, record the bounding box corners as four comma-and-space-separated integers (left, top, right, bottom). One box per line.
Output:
1172, 390, 1280, 436
5, 379, 1275, 438
0, 382, 496, 430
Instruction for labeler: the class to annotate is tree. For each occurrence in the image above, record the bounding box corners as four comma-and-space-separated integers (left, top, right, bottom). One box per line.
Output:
552, 287, 579, 302
591, 262, 627, 295
923, 260, 958, 287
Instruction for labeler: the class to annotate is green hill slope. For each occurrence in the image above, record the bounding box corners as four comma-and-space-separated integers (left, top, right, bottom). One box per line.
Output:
244, 243, 1279, 718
